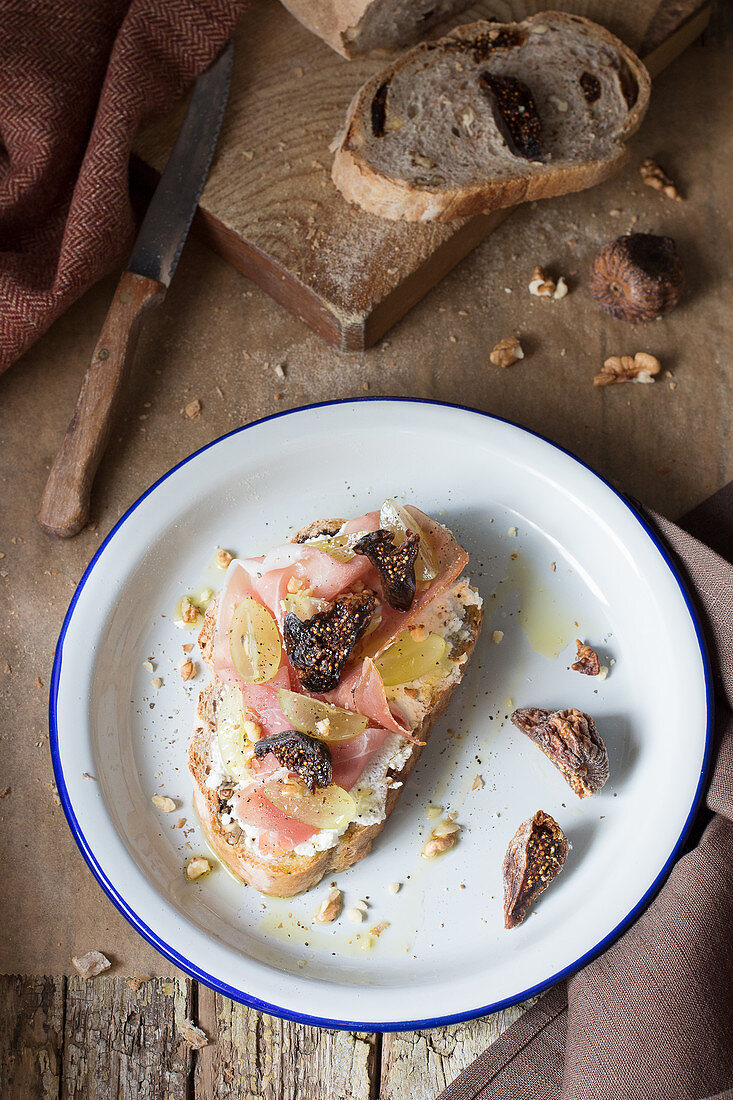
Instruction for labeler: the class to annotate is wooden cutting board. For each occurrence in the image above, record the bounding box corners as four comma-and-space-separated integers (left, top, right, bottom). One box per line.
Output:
132, 0, 709, 351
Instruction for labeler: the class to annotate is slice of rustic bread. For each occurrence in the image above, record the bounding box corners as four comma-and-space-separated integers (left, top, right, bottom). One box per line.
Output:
331, 12, 650, 221
279, 0, 474, 59
189, 578, 482, 897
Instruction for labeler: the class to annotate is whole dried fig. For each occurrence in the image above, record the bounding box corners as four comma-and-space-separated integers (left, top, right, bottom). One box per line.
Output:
590, 234, 682, 323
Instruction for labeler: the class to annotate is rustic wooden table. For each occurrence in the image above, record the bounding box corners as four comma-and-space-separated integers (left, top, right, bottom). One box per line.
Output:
1, 6, 731, 1097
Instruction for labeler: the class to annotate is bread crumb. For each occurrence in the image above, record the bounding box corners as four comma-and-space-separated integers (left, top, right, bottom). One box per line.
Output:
178, 1019, 209, 1049
426, 804, 442, 819
508, 526, 518, 536
151, 677, 162, 689
125, 973, 151, 991
72, 951, 111, 979
388, 881, 401, 894
345, 907, 364, 924
216, 548, 233, 570
492, 630, 504, 644
142, 660, 154, 672
472, 774, 484, 791
185, 399, 201, 419
180, 659, 195, 682
314, 887, 342, 923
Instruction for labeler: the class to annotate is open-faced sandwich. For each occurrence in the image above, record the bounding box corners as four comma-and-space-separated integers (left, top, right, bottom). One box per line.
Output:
188, 500, 482, 896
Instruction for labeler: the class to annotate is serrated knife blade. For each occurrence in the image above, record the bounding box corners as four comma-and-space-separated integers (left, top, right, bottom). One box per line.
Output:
130, 39, 234, 286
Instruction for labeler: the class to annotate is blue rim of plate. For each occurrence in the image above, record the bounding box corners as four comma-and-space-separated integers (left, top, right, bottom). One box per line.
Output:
49, 398, 714, 1032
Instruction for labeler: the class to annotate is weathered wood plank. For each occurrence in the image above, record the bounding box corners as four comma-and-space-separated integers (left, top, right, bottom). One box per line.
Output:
0, 975, 64, 1100
194, 984, 378, 1100
60, 976, 191, 1100
380, 1000, 535, 1100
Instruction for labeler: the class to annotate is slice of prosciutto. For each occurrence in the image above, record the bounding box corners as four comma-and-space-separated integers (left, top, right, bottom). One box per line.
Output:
330, 727, 389, 790
233, 779, 317, 851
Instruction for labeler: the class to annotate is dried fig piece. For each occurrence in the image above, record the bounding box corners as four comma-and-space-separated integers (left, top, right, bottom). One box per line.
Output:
511, 706, 609, 797
254, 731, 332, 792
590, 234, 682, 323
448, 27, 524, 63
478, 73, 545, 162
579, 71, 601, 103
353, 529, 419, 611
571, 639, 600, 676
283, 590, 376, 692
503, 810, 568, 929
371, 80, 390, 137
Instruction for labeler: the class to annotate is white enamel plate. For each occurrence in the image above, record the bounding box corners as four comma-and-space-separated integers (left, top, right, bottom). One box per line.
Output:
51, 400, 711, 1030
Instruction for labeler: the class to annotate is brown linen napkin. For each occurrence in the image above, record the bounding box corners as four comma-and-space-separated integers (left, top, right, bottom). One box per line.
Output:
440, 492, 733, 1100
0, 0, 246, 374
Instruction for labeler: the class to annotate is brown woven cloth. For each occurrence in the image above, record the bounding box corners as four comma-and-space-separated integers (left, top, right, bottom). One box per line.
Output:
440, 492, 733, 1100
0, 0, 246, 374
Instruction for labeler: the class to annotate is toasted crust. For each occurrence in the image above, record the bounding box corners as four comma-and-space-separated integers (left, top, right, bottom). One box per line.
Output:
189, 585, 482, 896
331, 13, 651, 222
291, 518, 346, 543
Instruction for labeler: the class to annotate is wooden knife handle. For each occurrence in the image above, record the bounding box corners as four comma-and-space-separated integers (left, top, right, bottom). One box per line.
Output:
38, 271, 166, 538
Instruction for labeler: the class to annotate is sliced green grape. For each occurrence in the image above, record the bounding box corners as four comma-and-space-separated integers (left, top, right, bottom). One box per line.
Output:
280, 592, 331, 621
216, 686, 253, 781
380, 499, 438, 583
229, 596, 281, 684
305, 530, 366, 562
278, 688, 368, 741
376, 629, 449, 687
264, 776, 357, 829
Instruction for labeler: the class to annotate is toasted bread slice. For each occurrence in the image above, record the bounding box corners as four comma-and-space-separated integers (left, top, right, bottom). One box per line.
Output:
189, 573, 482, 897
331, 13, 650, 221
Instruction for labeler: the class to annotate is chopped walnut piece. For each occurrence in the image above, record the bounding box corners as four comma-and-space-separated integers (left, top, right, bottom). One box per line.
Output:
315, 886, 342, 923
529, 266, 555, 297
511, 707, 609, 797
571, 639, 601, 676
178, 1019, 209, 1049
184, 399, 202, 419
180, 659, 195, 682
422, 819, 461, 857
152, 794, 176, 813
215, 548, 233, 570
503, 810, 568, 928
72, 950, 111, 979
422, 834, 456, 858
594, 352, 661, 387
185, 856, 211, 881
640, 158, 683, 201
180, 597, 200, 624
490, 336, 524, 368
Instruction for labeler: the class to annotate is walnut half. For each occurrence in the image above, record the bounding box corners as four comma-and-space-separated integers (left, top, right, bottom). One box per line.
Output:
503, 810, 568, 928
511, 706, 609, 797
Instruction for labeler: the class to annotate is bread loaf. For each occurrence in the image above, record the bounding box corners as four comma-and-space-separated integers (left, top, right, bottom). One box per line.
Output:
331, 12, 651, 221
